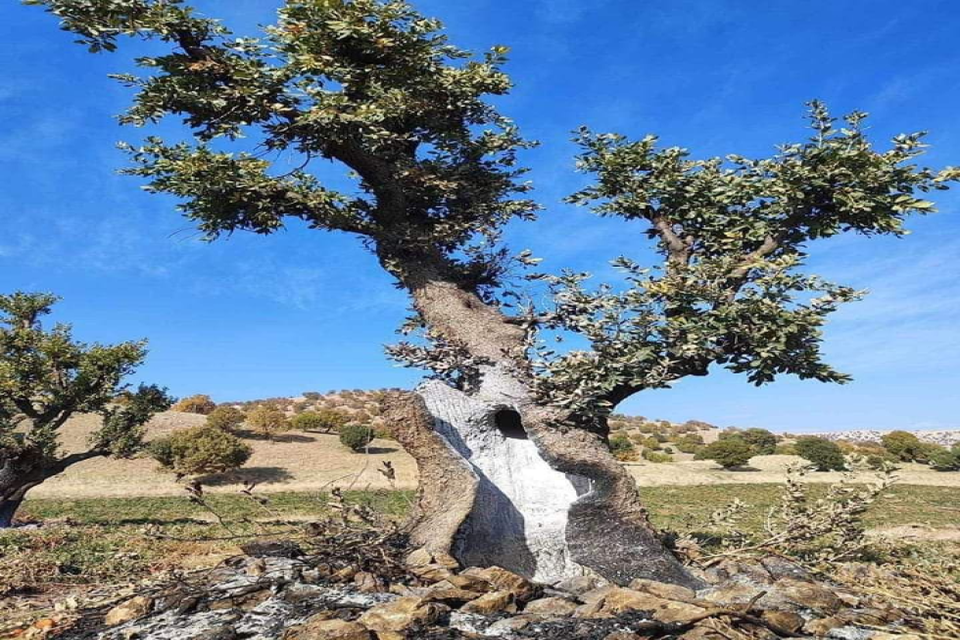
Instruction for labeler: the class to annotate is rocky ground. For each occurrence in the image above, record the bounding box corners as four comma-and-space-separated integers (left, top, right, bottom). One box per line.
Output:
17, 532, 933, 640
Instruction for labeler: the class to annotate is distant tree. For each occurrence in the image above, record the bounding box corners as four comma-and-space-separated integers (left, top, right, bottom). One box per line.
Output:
0, 292, 172, 527
26, 0, 958, 586
172, 394, 216, 415
881, 431, 925, 462
150, 425, 251, 476
914, 442, 946, 465
695, 439, 754, 469
674, 434, 704, 454
339, 424, 376, 453
741, 428, 778, 455
291, 409, 349, 433
641, 449, 673, 463
608, 433, 637, 461
246, 405, 289, 440
642, 436, 662, 451
718, 428, 777, 455
774, 443, 798, 456
928, 444, 960, 471
205, 406, 246, 432
795, 436, 847, 471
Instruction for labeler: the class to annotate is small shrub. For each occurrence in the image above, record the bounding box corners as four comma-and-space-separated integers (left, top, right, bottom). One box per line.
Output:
291, 409, 349, 433
929, 445, 960, 471
643, 436, 661, 451
303, 391, 322, 401
774, 443, 797, 455
247, 405, 290, 439
719, 427, 777, 455
642, 449, 672, 463
340, 424, 375, 452
881, 430, 924, 462
149, 426, 251, 476
696, 439, 753, 469
205, 406, 245, 432
609, 433, 637, 461
171, 394, 217, 415
915, 442, 947, 465
674, 434, 704, 454
795, 436, 846, 471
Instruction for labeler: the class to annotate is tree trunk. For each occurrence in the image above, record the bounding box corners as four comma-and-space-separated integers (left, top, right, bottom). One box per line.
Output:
0, 481, 32, 529
389, 367, 701, 589
0, 495, 25, 528
0, 451, 103, 528
384, 264, 701, 588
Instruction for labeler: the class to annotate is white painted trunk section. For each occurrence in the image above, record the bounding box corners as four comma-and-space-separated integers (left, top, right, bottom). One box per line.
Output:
417, 377, 593, 583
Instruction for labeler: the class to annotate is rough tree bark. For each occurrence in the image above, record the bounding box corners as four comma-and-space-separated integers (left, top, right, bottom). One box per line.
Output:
386, 269, 700, 589
0, 451, 103, 528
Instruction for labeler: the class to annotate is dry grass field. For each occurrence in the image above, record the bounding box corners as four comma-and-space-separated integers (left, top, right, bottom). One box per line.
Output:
30, 410, 960, 500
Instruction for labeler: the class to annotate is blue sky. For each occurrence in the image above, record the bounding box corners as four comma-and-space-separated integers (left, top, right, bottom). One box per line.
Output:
2, 0, 958, 432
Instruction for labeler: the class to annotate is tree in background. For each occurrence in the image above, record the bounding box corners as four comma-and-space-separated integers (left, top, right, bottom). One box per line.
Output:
608, 433, 637, 461
0, 292, 172, 527
695, 439, 754, 469
26, 0, 957, 586
291, 409, 349, 434
339, 424, 376, 452
205, 405, 246, 432
172, 394, 217, 415
719, 428, 778, 455
246, 405, 289, 440
928, 444, 960, 471
150, 425, 252, 477
795, 436, 847, 471
881, 430, 925, 462
674, 434, 704, 454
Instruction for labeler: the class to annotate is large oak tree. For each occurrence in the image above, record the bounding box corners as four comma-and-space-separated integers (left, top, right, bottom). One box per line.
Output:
25, 0, 956, 585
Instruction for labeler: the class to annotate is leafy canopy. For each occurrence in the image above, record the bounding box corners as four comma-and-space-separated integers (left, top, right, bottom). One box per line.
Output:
794, 436, 847, 472
0, 292, 172, 470
25, 0, 959, 416
150, 424, 252, 476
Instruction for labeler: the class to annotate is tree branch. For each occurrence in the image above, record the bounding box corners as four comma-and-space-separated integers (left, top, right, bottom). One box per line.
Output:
650, 214, 692, 266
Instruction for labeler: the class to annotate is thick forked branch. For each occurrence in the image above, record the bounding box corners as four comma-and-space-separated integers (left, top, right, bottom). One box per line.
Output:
650, 214, 692, 267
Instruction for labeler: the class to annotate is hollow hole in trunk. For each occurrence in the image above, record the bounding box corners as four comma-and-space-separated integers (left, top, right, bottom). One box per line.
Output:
494, 409, 527, 440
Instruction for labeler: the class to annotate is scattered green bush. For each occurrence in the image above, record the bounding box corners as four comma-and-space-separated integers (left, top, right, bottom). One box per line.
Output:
795, 436, 846, 471
673, 434, 704, 454
609, 434, 637, 461
291, 409, 350, 433
246, 405, 290, 439
881, 430, 925, 462
641, 449, 673, 463
339, 424, 375, 452
642, 436, 661, 451
205, 406, 245, 432
695, 439, 753, 469
774, 443, 797, 455
171, 394, 217, 415
929, 444, 960, 471
720, 427, 777, 455
149, 426, 251, 476
915, 442, 947, 465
